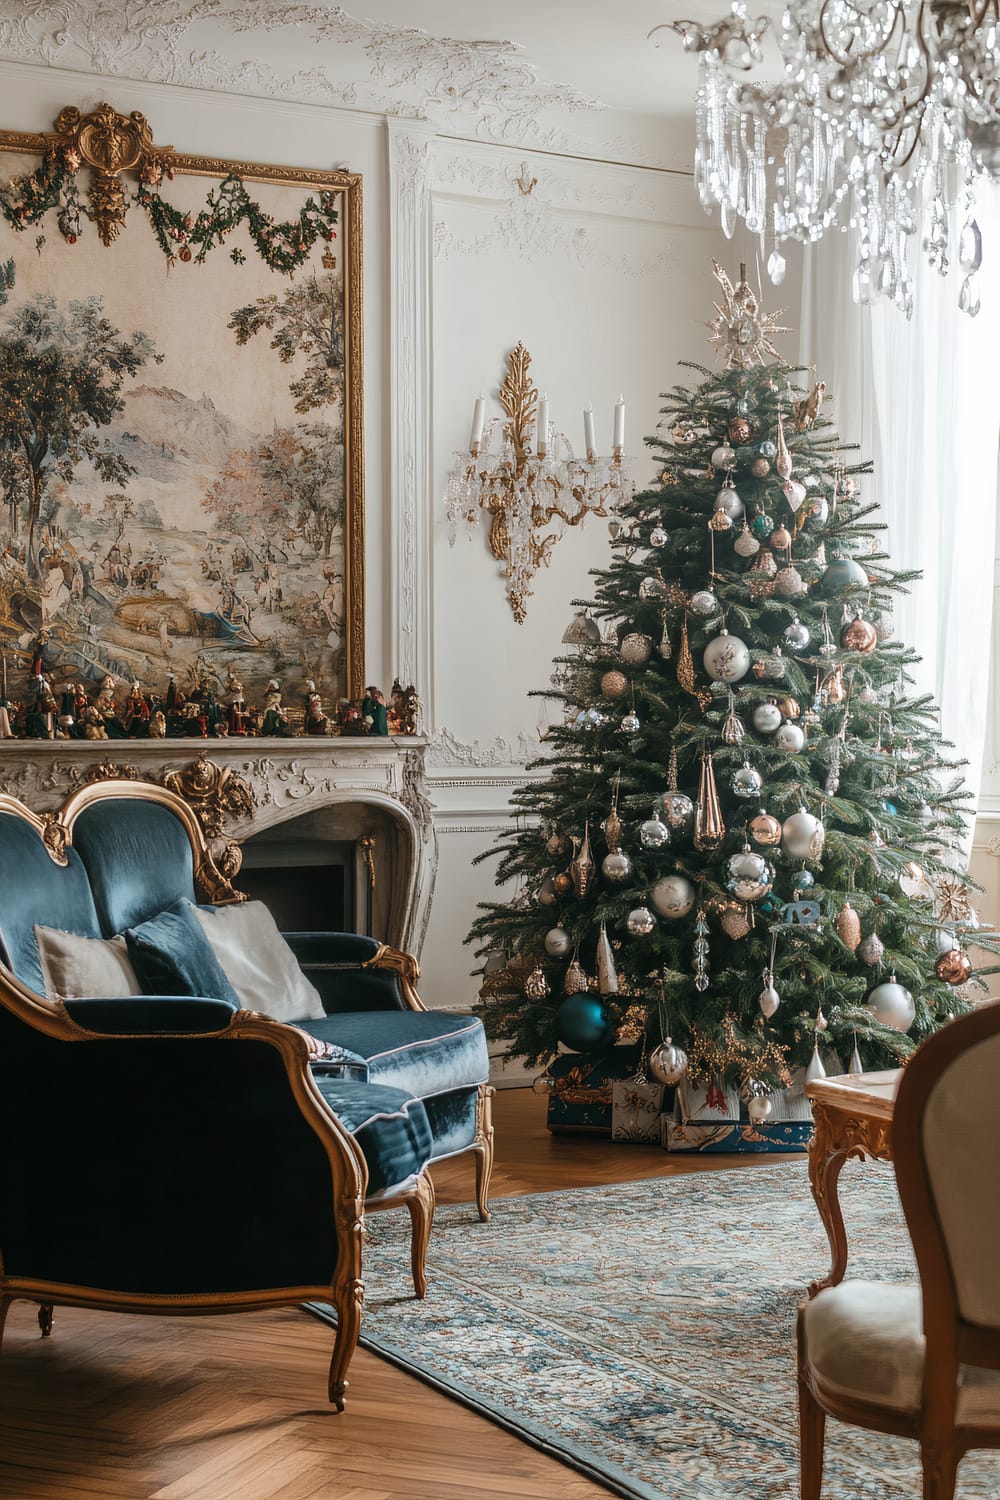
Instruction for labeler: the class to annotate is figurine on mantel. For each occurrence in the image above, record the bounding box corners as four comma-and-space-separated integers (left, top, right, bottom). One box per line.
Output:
388, 679, 420, 736
96, 676, 127, 738
0, 654, 15, 740
225, 668, 248, 736
261, 679, 292, 737
125, 680, 152, 738
304, 681, 329, 736
361, 685, 388, 736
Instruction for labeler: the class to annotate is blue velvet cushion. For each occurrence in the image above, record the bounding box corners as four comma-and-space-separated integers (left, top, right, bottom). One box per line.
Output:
124, 904, 240, 1006
64, 995, 238, 1034
311, 1079, 432, 1196
299, 1010, 489, 1098
72, 798, 198, 936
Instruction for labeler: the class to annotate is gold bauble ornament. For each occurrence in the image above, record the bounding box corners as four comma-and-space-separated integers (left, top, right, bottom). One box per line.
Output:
749, 811, 782, 846
834, 901, 862, 952
601, 670, 629, 699
569, 823, 594, 898
564, 958, 590, 995
553, 872, 573, 897
840, 615, 878, 653
775, 696, 801, 720
720, 901, 753, 939
935, 948, 972, 985
524, 965, 550, 1001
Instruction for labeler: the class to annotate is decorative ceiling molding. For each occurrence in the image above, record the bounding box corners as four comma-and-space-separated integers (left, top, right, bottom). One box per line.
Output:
0, 2, 604, 139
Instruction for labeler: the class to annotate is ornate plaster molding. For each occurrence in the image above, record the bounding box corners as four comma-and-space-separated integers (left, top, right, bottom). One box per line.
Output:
428, 726, 540, 770
0, 4, 603, 137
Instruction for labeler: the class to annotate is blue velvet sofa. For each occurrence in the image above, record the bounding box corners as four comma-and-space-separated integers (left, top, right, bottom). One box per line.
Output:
0, 778, 492, 1408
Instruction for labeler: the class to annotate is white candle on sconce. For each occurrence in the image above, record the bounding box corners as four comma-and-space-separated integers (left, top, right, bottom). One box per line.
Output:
469, 392, 485, 454
536, 393, 550, 458
583, 404, 596, 464
613, 393, 625, 456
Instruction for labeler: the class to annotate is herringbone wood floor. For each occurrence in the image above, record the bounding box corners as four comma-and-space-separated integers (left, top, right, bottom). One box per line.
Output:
0, 1089, 793, 1500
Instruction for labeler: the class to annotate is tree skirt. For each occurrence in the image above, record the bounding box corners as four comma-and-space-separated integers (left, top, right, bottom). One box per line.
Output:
309, 1163, 1000, 1499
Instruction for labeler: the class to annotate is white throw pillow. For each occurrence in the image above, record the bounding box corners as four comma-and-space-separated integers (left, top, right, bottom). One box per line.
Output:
189, 900, 325, 1022
35, 925, 142, 1001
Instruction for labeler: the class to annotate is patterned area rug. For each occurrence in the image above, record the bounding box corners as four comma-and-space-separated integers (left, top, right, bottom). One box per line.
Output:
310, 1162, 1000, 1499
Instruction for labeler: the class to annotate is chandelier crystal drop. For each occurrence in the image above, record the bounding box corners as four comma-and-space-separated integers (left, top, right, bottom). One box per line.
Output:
656, 0, 1000, 316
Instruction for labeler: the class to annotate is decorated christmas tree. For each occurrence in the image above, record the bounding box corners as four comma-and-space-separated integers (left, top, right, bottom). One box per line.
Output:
470, 264, 998, 1118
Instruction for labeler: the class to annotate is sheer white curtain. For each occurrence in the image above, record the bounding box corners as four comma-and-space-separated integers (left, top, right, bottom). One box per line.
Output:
799, 187, 1000, 843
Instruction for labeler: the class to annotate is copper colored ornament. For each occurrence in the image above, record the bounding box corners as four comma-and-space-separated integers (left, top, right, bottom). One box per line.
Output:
935, 948, 972, 985
601, 670, 629, 699
553, 872, 572, 897
694, 749, 726, 851
841, 615, 878, 653
729, 415, 753, 445
749, 811, 782, 846
776, 696, 801, 720
720, 901, 752, 939
602, 805, 623, 850
771, 525, 792, 552
821, 665, 846, 705
569, 823, 594, 898
775, 411, 792, 480
835, 901, 862, 952
546, 830, 571, 860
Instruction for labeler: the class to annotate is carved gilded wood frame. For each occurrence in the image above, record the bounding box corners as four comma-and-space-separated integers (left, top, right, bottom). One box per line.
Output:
0, 105, 364, 701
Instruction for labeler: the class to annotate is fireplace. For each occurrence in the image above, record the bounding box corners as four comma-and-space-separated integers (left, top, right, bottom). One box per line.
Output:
0, 738, 437, 956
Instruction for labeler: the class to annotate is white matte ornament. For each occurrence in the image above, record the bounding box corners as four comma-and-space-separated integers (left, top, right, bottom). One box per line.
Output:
747, 1095, 772, 1124
703, 630, 751, 683
867, 977, 915, 1033
805, 1044, 827, 1083
649, 1037, 688, 1086
758, 983, 780, 1018
774, 566, 806, 598
651, 874, 696, 919
544, 927, 572, 958
626, 906, 656, 937
775, 722, 805, 752
620, 633, 652, 666
711, 445, 736, 470
934, 928, 957, 955
752, 702, 782, 733
781, 807, 826, 860
714, 488, 744, 521
782, 479, 807, 512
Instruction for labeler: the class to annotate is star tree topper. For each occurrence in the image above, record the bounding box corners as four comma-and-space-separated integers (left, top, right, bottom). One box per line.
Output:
707, 260, 788, 369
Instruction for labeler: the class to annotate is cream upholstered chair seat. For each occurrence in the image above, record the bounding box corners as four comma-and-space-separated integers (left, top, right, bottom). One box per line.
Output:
804, 1281, 1000, 1422
797, 1001, 1000, 1500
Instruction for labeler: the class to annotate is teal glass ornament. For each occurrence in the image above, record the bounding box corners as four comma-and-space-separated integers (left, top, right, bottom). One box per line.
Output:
820, 557, 869, 594
882, 800, 898, 816
758, 894, 781, 915
751, 513, 774, 540
555, 994, 612, 1053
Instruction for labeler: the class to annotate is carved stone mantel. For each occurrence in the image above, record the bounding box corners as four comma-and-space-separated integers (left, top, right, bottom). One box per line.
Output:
0, 737, 437, 956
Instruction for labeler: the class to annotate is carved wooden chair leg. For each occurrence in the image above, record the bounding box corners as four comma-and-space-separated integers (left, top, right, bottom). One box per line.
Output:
473, 1083, 495, 1223
921, 1442, 959, 1500
327, 1277, 363, 1412
37, 1304, 53, 1338
797, 1310, 825, 1500
405, 1171, 435, 1300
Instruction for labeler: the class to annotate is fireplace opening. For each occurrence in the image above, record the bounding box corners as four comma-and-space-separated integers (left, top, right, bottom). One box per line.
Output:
237, 840, 356, 934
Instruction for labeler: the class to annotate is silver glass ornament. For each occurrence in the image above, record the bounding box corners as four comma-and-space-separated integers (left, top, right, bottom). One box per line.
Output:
726, 847, 774, 903
758, 977, 780, 1018
711, 444, 736, 470
795, 868, 815, 890
657, 620, 672, 660
596, 922, 619, 995
651, 874, 696, 919
781, 807, 826, 860
805, 1044, 827, 1082
649, 1037, 688, 1086
531, 1073, 556, 1094
662, 791, 694, 832
602, 850, 633, 884
690, 589, 719, 617
810, 495, 830, 525
714, 487, 744, 521
626, 906, 656, 937
620, 711, 641, 735
544, 927, 572, 958
703, 630, 751, 683
733, 524, 760, 558
783, 619, 810, 651
867, 977, 915, 1033
620, 633, 652, 666
857, 932, 885, 966
639, 575, 667, 600
649, 527, 668, 548
732, 762, 763, 798
751, 701, 783, 733
639, 813, 671, 850
848, 1039, 864, 1075
759, 440, 777, 458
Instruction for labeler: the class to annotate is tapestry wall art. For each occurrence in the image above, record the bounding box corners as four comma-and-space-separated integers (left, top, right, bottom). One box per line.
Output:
0, 105, 364, 714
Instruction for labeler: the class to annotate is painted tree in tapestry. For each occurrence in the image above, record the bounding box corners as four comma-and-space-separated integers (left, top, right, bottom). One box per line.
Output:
0, 161, 349, 708
470, 264, 999, 1107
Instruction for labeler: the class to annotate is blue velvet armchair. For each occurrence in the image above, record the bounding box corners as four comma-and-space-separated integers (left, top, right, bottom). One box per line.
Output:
0, 778, 491, 1407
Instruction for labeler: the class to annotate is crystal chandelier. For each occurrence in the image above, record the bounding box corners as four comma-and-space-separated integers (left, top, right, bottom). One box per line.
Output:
656, 1, 1000, 315
445, 343, 634, 622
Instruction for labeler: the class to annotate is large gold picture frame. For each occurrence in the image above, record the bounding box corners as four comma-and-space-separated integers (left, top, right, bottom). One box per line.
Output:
0, 104, 364, 715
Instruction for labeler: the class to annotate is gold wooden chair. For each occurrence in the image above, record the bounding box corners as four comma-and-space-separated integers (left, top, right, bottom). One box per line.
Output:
798, 1000, 1000, 1498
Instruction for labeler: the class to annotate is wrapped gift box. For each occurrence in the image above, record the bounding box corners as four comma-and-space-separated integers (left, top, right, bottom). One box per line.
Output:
663, 1117, 813, 1153
611, 1076, 664, 1143
548, 1045, 673, 1135
674, 1076, 742, 1124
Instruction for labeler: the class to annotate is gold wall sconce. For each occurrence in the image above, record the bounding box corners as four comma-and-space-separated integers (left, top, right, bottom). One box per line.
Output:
444, 342, 634, 622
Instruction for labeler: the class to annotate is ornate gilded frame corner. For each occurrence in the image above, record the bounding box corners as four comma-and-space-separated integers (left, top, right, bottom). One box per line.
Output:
0, 102, 365, 698
364, 942, 426, 1010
